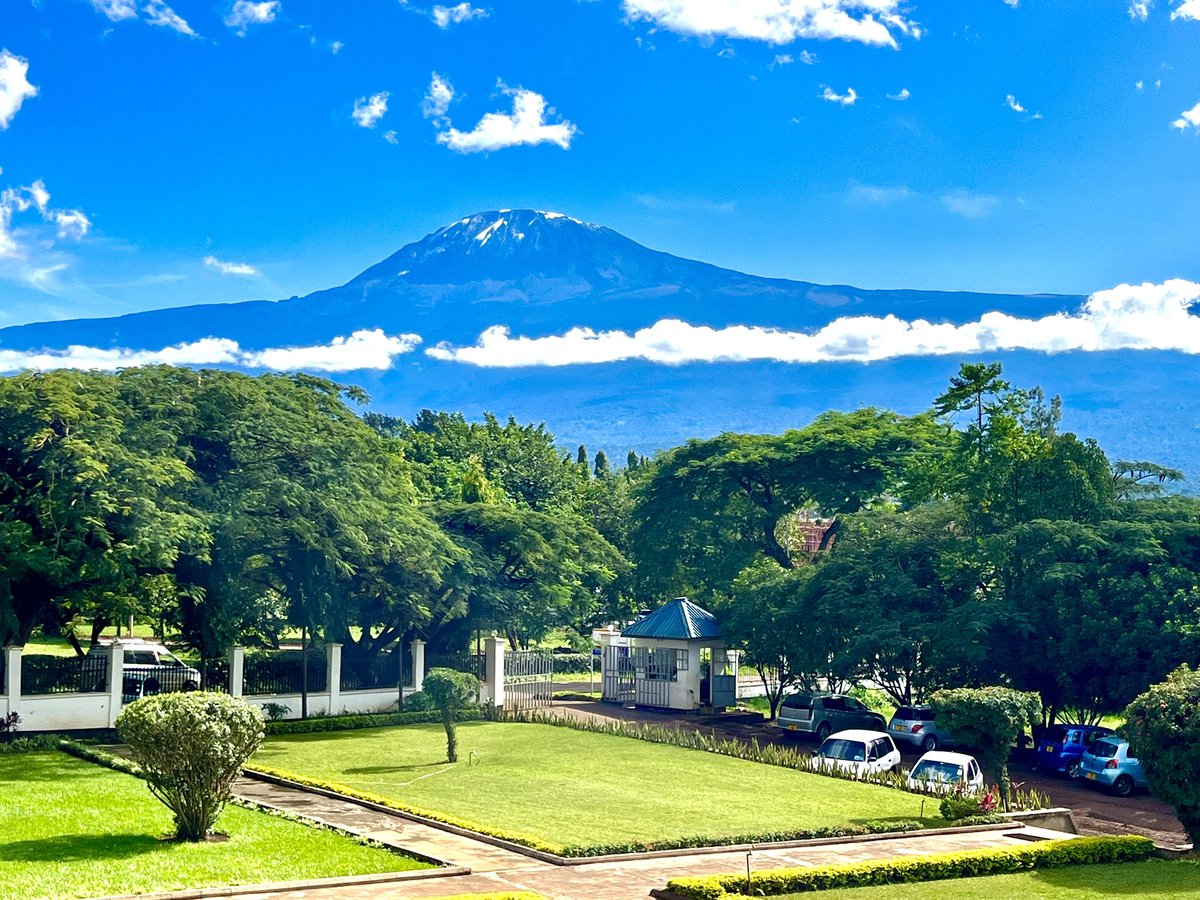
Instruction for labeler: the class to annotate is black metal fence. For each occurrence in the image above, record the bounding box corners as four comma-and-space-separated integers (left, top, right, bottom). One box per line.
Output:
242, 651, 328, 696
340, 650, 414, 691
201, 657, 230, 692
22, 655, 109, 695
426, 652, 485, 680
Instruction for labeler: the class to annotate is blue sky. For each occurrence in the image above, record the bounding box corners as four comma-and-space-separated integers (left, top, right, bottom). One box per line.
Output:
2, 0, 1200, 329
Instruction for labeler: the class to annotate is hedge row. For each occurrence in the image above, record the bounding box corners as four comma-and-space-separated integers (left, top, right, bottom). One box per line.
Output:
665, 835, 1156, 899
264, 708, 481, 735
559, 821, 927, 859
0, 734, 66, 754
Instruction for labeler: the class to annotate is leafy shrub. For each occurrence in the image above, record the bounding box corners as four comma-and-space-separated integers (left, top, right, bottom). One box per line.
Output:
261, 702, 291, 721
424, 668, 480, 763
665, 835, 1155, 899
952, 814, 1009, 827
117, 691, 264, 840
940, 790, 984, 821
1, 711, 20, 741
1124, 664, 1200, 845
403, 690, 436, 712
930, 686, 1042, 808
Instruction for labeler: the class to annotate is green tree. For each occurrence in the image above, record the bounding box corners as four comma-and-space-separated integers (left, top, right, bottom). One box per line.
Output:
594, 449, 611, 478
1124, 665, 1200, 845
423, 667, 479, 762
929, 686, 1042, 808
116, 692, 264, 841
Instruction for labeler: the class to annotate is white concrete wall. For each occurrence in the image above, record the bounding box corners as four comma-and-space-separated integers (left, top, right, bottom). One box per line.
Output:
244, 687, 422, 720
18, 692, 115, 732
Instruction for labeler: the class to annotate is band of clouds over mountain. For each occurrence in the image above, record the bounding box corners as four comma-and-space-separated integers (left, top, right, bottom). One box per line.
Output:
622, 0, 921, 48
0, 330, 420, 375
428, 280, 1200, 366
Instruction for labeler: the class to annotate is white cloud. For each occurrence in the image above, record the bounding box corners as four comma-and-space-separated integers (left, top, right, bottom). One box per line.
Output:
622, 0, 919, 49
1136, 80, 1145, 91
0, 329, 422, 375
225, 1, 280, 35
204, 255, 260, 276
848, 184, 913, 204
1002, 0, 1020, 7
383, 129, 399, 145
1129, 0, 1152, 19
0, 180, 90, 263
351, 91, 389, 128
431, 3, 489, 28
941, 190, 1002, 218
1005, 93, 1025, 113
436, 86, 576, 153
143, 1, 198, 35
423, 72, 455, 122
0, 51, 37, 130
91, 0, 138, 20
1173, 99, 1200, 130
821, 85, 857, 105
330, 40, 344, 54
1171, 0, 1200, 19
426, 280, 1200, 367
887, 87, 910, 101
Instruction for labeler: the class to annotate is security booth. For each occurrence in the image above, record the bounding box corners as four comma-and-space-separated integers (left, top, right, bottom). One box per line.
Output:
601, 597, 738, 712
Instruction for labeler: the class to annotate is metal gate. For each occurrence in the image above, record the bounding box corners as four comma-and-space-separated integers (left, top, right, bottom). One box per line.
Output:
602, 645, 635, 704
504, 650, 553, 711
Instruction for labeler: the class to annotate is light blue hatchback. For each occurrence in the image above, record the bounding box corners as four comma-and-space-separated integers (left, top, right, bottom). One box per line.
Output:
1079, 737, 1146, 797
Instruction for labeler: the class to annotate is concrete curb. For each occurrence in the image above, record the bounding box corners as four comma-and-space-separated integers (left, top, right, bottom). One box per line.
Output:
91, 867, 473, 900
243, 768, 1027, 867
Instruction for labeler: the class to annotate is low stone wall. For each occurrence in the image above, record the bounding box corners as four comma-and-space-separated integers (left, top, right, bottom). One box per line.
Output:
1002, 807, 1079, 834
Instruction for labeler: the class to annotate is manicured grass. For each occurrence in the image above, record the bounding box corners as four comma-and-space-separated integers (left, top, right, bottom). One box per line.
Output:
256, 722, 941, 852
763, 861, 1200, 899
0, 752, 430, 900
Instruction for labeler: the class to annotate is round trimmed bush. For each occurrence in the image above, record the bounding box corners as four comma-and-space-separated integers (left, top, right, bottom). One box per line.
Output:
116, 691, 265, 841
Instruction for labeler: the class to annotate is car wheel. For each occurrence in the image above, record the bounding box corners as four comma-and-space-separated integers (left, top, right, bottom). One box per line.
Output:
1066, 760, 1082, 779
182, 680, 199, 692
816, 722, 832, 742
143, 676, 161, 695
921, 734, 939, 753
1113, 775, 1135, 797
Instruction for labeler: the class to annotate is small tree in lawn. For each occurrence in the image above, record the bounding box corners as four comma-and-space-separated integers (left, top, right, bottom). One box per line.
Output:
1124, 665, 1200, 847
116, 692, 264, 841
930, 686, 1041, 810
423, 667, 479, 763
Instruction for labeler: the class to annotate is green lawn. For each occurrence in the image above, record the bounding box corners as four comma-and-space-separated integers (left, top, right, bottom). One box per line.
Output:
762, 860, 1200, 899
255, 722, 941, 853
0, 752, 430, 900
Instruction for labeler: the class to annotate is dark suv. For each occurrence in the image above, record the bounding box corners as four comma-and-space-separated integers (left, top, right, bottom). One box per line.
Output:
777, 693, 887, 741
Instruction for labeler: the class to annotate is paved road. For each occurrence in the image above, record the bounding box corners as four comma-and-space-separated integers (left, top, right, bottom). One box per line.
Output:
548, 701, 1190, 848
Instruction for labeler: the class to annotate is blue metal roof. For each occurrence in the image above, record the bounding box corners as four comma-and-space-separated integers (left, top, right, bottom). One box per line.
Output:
622, 597, 723, 641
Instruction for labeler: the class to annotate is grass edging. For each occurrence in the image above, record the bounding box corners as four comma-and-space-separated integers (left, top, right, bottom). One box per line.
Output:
243, 765, 1022, 866
661, 835, 1156, 899
91, 867, 473, 900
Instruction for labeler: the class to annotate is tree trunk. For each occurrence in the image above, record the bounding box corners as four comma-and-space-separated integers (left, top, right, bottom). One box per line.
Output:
443, 709, 458, 762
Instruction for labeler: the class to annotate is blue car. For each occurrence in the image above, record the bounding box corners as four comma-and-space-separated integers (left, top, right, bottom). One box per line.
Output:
1079, 737, 1146, 797
1036, 723, 1115, 778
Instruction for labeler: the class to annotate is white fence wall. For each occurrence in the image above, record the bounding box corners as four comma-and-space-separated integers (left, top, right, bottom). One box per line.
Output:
1, 639, 429, 731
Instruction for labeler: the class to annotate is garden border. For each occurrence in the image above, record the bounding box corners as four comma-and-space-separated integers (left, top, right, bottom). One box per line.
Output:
242, 766, 1025, 867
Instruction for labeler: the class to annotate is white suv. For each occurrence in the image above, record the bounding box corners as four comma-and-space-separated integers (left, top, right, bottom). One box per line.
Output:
87, 640, 202, 696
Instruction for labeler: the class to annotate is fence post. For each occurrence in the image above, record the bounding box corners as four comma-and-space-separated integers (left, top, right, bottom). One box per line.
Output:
3, 645, 21, 722
327, 643, 342, 716
410, 639, 425, 692
484, 636, 505, 709
105, 642, 124, 728
229, 646, 245, 698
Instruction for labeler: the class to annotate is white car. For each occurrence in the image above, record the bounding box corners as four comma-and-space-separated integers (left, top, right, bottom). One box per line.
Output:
906, 750, 985, 794
808, 729, 901, 777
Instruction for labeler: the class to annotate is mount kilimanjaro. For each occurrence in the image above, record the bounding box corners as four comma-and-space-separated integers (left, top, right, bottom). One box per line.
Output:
0, 209, 1196, 482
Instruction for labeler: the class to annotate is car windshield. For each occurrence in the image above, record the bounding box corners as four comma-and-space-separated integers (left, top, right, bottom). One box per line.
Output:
910, 760, 964, 783
1089, 740, 1120, 758
816, 739, 867, 762
124, 651, 159, 665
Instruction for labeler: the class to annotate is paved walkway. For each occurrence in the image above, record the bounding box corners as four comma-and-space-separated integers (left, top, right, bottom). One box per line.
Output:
235, 775, 1077, 900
